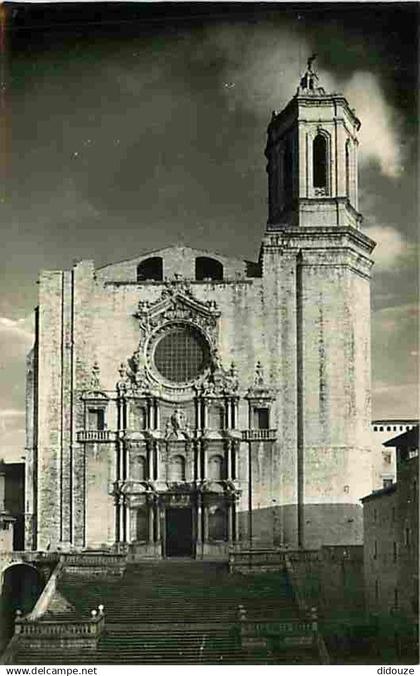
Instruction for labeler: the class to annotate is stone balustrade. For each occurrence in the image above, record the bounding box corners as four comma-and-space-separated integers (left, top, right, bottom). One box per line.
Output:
229, 548, 286, 573
14, 607, 105, 651
63, 552, 126, 577
241, 429, 277, 441
76, 430, 117, 442
237, 604, 314, 651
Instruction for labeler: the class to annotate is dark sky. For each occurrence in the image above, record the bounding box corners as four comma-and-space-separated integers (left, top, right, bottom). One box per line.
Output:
0, 2, 418, 458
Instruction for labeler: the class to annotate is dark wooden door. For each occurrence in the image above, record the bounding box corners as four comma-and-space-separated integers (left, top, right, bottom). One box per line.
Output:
165, 508, 193, 557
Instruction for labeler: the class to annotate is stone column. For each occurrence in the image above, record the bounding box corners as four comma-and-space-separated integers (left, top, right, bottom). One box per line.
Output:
227, 502, 233, 543
155, 401, 160, 431
155, 442, 160, 480
196, 398, 202, 430
196, 495, 202, 543
147, 444, 153, 481
203, 504, 209, 542
155, 502, 161, 544
119, 496, 125, 543
124, 500, 130, 543
148, 503, 154, 544
226, 441, 232, 481
232, 399, 238, 429
232, 500, 237, 542
115, 497, 121, 543
147, 399, 152, 430
202, 399, 208, 429
194, 441, 201, 481
233, 441, 239, 481
201, 441, 207, 480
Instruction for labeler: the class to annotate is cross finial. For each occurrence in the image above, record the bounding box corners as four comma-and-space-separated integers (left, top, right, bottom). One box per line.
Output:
307, 53, 317, 72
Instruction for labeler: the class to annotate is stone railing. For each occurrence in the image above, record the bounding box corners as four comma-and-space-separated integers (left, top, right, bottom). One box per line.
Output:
229, 548, 286, 574
76, 430, 117, 442
14, 606, 105, 651
237, 604, 314, 652
63, 552, 126, 577
242, 429, 277, 441
284, 554, 330, 664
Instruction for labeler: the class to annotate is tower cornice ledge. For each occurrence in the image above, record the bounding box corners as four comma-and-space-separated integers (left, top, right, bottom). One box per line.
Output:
263, 225, 376, 256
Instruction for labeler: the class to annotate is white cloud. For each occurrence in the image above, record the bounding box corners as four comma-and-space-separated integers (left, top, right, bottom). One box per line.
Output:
343, 72, 402, 179
364, 224, 407, 270
207, 26, 402, 182
0, 409, 25, 418
0, 315, 34, 342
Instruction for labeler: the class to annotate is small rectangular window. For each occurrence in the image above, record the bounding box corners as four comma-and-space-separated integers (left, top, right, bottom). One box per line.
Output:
254, 408, 269, 430
88, 408, 105, 430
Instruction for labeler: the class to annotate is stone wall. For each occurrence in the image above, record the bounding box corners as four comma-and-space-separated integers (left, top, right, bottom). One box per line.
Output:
29, 232, 374, 552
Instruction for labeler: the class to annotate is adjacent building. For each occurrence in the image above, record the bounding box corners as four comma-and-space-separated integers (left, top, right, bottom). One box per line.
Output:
370, 419, 418, 490
362, 426, 418, 626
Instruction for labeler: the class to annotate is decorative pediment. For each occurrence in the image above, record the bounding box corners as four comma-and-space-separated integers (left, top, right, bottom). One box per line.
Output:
134, 278, 220, 341
246, 361, 275, 401
81, 362, 109, 402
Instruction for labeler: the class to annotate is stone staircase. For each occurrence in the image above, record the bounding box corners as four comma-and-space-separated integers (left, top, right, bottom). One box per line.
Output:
13, 560, 320, 664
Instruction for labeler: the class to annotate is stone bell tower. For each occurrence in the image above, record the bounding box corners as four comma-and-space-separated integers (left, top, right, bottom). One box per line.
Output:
261, 58, 376, 548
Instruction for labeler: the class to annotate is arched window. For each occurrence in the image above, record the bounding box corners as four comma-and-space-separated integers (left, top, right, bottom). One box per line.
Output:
195, 257, 223, 281
132, 456, 147, 481
345, 139, 351, 197
208, 506, 227, 541
208, 454, 225, 481
168, 455, 186, 481
137, 257, 163, 282
313, 134, 328, 189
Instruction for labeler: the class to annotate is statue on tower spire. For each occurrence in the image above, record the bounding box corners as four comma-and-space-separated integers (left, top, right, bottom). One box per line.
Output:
299, 53, 325, 94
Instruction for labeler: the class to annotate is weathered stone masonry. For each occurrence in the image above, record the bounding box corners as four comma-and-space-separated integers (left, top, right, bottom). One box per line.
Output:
26, 64, 375, 557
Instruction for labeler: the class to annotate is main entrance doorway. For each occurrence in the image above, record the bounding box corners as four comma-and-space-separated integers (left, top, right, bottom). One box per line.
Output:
165, 508, 193, 557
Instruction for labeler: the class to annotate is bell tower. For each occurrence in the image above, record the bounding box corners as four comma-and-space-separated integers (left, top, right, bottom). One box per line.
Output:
261, 58, 376, 549
265, 56, 360, 229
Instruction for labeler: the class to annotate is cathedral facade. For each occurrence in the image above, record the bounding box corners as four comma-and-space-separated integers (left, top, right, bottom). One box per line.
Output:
25, 65, 375, 558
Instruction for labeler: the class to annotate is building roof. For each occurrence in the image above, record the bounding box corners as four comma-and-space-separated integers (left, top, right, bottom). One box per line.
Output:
361, 482, 397, 503
383, 425, 419, 449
